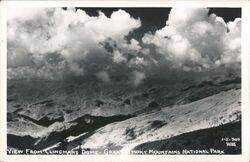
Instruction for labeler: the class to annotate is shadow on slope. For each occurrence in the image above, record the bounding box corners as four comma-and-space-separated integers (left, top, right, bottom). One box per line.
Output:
19, 114, 64, 127
132, 121, 241, 154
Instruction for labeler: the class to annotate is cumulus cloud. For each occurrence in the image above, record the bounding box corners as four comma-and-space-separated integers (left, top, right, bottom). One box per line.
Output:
7, 7, 241, 85
142, 8, 241, 71
221, 18, 241, 64
7, 7, 141, 79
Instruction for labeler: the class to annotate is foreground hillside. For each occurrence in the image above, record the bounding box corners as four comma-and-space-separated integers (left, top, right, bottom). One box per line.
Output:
132, 121, 241, 155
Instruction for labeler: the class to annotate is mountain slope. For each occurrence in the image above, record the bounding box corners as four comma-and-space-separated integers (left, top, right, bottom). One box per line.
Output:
80, 89, 240, 153
132, 121, 241, 154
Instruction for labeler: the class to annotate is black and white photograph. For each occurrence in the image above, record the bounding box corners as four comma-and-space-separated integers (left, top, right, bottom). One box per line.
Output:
1, 0, 250, 161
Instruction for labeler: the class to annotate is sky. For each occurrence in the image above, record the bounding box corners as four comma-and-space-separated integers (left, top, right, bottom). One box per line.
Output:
74, 8, 241, 39
7, 7, 241, 85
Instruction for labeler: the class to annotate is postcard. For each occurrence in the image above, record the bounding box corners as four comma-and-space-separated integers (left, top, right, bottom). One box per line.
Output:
0, 0, 249, 161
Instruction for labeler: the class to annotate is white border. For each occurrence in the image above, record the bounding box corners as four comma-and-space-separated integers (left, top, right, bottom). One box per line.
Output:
0, 1, 249, 162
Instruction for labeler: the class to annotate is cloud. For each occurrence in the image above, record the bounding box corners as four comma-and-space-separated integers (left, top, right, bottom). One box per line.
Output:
7, 8, 141, 79
7, 7, 241, 85
221, 18, 241, 64
96, 71, 111, 83
142, 8, 241, 71
113, 50, 127, 63
131, 71, 145, 86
